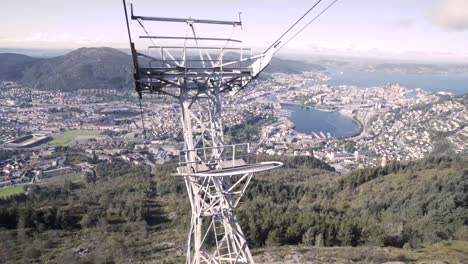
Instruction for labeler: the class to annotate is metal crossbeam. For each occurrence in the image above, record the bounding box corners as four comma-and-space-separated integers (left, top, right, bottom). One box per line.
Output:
140, 36, 243, 43
131, 12, 241, 27
122, 1, 282, 263
132, 15, 242, 26
149, 46, 252, 51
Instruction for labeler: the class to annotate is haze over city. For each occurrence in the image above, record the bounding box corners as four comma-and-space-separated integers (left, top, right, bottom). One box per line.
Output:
0, 0, 467, 263
1, 0, 468, 62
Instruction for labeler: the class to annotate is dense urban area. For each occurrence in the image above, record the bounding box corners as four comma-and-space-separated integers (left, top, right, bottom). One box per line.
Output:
0, 48, 467, 263
1, 68, 466, 185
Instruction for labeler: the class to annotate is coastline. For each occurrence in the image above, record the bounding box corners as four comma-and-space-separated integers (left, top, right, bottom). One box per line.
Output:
276, 100, 365, 140
279, 100, 337, 112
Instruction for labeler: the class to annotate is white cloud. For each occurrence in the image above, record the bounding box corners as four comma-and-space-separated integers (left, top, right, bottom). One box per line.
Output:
0, 32, 119, 49
431, 0, 468, 30
23, 33, 109, 45
394, 19, 415, 28
25, 32, 50, 42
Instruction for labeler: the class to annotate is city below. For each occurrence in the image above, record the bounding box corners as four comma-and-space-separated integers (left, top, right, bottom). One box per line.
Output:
1, 58, 466, 188
1, 0, 468, 262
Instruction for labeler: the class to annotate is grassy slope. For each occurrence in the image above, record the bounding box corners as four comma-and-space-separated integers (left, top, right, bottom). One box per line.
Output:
0, 185, 25, 198
0, 155, 466, 263
254, 240, 468, 263
47, 130, 102, 146
333, 166, 462, 210
243, 155, 468, 263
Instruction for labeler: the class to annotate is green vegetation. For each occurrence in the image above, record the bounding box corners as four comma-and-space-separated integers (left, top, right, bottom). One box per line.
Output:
0, 152, 466, 263
238, 155, 467, 250
0, 149, 25, 161
0, 159, 163, 263
38, 173, 83, 186
0, 185, 25, 198
225, 115, 275, 144
254, 240, 468, 263
47, 130, 103, 146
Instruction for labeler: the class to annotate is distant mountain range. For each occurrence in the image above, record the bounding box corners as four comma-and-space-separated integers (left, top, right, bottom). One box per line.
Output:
0, 47, 324, 92
0, 53, 41, 81
265, 57, 325, 74
0, 48, 133, 92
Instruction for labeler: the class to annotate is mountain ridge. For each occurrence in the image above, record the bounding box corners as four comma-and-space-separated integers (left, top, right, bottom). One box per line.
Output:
0, 47, 324, 91
0, 53, 43, 81
0, 153, 466, 263
0, 47, 133, 91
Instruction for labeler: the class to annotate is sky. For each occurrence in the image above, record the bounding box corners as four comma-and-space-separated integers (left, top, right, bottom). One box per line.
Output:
1, 0, 468, 62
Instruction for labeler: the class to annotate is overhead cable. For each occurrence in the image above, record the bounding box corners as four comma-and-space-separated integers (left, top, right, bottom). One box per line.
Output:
264, 0, 323, 53
276, 0, 340, 54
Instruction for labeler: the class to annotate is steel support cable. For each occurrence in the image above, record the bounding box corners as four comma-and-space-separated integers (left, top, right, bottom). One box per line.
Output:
264, 0, 322, 53
136, 18, 156, 46
221, 24, 237, 52
138, 96, 146, 135
183, 25, 190, 67
275, 0, 339, 54
189, 24, 206, 69
126, 13, 146, 134
204, 49, 215, 67
137, 18, 182, 67
214, 24, 237, 67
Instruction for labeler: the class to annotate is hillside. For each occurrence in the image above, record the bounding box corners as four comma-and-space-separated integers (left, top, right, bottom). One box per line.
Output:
0, 53, 42, 80
0, 48, 324, 91
0, 48, 133, 91
264, 57, 325, 74
22, 48, 134, 91
0, 152, 466, 263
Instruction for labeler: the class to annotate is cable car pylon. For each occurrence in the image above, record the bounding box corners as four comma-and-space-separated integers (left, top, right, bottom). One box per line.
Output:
122, 0, 338, 263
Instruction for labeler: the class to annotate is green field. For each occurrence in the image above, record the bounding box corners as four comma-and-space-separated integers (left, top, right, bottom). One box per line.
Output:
253, 241, 468, 263
38, 173, 83, 186
47, 130, 103, 146
0, 185, 25, 198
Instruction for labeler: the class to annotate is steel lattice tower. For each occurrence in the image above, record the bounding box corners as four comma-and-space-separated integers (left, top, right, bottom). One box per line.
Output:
123, 1, 283, 263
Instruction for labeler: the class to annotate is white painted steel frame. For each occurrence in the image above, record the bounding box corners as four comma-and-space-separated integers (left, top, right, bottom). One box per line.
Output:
123, 1, 282, 263
180, 86, 258, 264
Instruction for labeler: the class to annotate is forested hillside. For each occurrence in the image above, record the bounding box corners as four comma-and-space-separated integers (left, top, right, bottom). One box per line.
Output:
240, 155, 467, 249
0, 48, 134, 92
0, 48, 324, 92
0, 153, 466, 263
